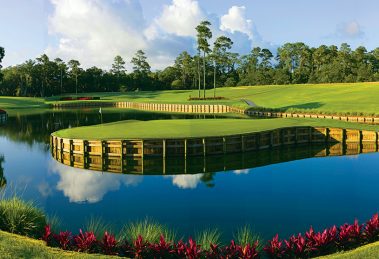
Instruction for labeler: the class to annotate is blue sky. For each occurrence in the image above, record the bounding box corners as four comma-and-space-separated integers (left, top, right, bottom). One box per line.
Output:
0, 0, 377, 69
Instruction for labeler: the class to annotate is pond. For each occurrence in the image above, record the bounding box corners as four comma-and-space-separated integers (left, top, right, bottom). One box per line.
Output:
0, 108, 379, 241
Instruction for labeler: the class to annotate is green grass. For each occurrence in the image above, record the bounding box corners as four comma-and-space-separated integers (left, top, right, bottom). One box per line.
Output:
53, 117, 379, 140
195, 228, 222, 250
0, 197, 46, 238
316, 241, 379, 259
0, 229, 378, 259
120, 218, 176, 243
0, 230, 117, 259
44, 82, 379, 115
3, 82, 379, 116
233, 225, 262, 249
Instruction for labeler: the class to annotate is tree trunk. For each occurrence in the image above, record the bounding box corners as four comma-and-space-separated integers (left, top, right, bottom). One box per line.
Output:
203, 51, 206, 99
197, 50, 201, 98
213, 60, 216, 98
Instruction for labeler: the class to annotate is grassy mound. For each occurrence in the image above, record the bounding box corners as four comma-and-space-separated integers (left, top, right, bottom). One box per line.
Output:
0, 230, 116, 259
53, 118, 379, 140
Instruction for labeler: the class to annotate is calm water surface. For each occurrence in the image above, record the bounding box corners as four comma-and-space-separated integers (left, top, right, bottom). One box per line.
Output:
0, 109, 379, 241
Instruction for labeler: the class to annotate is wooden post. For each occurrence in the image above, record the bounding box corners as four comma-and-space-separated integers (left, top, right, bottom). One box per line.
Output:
184, 139, 187, 158
203, 138, 206, 156
241, 135, 245, 152
69, 139, 74, 166
141, 140, 144, 158
162, 139, 166, 158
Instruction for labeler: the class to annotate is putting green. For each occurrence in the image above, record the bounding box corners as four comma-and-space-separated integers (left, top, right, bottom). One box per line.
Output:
53, 118, 379, 140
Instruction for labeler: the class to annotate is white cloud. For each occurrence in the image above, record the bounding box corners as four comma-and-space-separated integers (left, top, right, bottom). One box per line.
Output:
335, 21, 364, 39
147, 0, 204, 38
45, 0, 273, 70
220, 6, 253, 40
170, 174, 202, 189
46, 0, 147, 69
50, 161, 142, 203
233, 169, 250, 175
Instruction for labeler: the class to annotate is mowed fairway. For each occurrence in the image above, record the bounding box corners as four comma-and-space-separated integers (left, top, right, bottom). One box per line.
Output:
2, 82, 379, 116
53, 118, 379, 140
45, 82, 379, 115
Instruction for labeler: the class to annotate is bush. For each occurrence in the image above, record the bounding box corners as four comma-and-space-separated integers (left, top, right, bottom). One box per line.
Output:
0, 197, 46, 238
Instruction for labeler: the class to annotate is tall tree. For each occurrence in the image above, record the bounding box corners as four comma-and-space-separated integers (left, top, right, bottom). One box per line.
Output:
196, 20, 212, 98
131, 50, 151, 90
54, 58, 66, 94
68, 60, 81, 95
212, 36, 233, 97
111, 55, 126, 75
0, 47, 4, 81
131, 50, 150, 74
174, 51, 193, 89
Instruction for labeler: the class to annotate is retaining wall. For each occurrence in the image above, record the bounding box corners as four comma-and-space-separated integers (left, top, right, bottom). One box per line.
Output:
50, 127, 378, 173
53, 101, 231, 114
246, 110, 379, 124
52, 101, 379, 124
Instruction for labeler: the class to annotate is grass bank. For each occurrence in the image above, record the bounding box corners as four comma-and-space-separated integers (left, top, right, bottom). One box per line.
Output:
317, 241, 379, 259
1, 229, 379, 259
3, 82, 379, 116
46, 82, 379, 115
0, 230, 116, 259
53, 117, 379, 140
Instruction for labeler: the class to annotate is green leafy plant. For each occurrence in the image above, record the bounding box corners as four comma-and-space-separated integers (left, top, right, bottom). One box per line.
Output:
0, 197, 46, 238
195, 228, 221, 251
234, 225, 262, 249
120, 218, 175, 244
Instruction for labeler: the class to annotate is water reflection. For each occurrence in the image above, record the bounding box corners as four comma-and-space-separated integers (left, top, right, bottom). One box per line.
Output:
50, 161, 142, 203
0, 109, 240, 146
0, 154, 6, 188
52, 142, 375, 176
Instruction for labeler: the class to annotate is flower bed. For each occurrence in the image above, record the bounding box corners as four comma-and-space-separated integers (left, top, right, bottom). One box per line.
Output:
59, 97, 101, 101
42, 213, 379, 258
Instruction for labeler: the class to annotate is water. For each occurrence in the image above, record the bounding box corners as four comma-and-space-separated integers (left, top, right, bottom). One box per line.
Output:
1, 109, 379, 241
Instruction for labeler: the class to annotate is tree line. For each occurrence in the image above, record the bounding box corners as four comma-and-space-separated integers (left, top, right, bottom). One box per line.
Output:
1, 21, 379, 97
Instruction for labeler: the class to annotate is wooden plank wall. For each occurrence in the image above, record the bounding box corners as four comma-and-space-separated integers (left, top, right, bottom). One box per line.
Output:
50, 127, 378, 174
53, 101, 231, 114
247, 110, 379, 124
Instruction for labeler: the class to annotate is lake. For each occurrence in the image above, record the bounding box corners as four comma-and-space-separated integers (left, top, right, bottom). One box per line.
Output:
1, 108, 378, 241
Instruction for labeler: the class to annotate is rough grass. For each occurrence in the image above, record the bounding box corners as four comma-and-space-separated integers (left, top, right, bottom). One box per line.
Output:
0, 230, 117, 259
195, 228, 222, 250
316, 241, 379, 259
119, 218, 176, 244
53, 117, 379, 140
233, 225, 262, 249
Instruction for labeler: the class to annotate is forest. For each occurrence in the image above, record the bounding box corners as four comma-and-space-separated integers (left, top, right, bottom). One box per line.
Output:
1, 21, 379, 97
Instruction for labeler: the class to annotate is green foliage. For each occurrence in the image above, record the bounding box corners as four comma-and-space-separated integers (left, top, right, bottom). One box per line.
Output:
233, 225, 262, 249
84, 217, 114, 240
46, 214, 61, 234
119, 218, 176, 243
0, 230, 117, 258
0, 197, 46, 238
195, 228, 222, 250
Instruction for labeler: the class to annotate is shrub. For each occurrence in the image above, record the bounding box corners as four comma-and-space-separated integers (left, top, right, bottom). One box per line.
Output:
195, 228, 221, 251
84, 216, 113, 240
73, 229, 97, 253
120, 218, 173, 244
234, 225, 262, 248
0, 197, 46, 238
